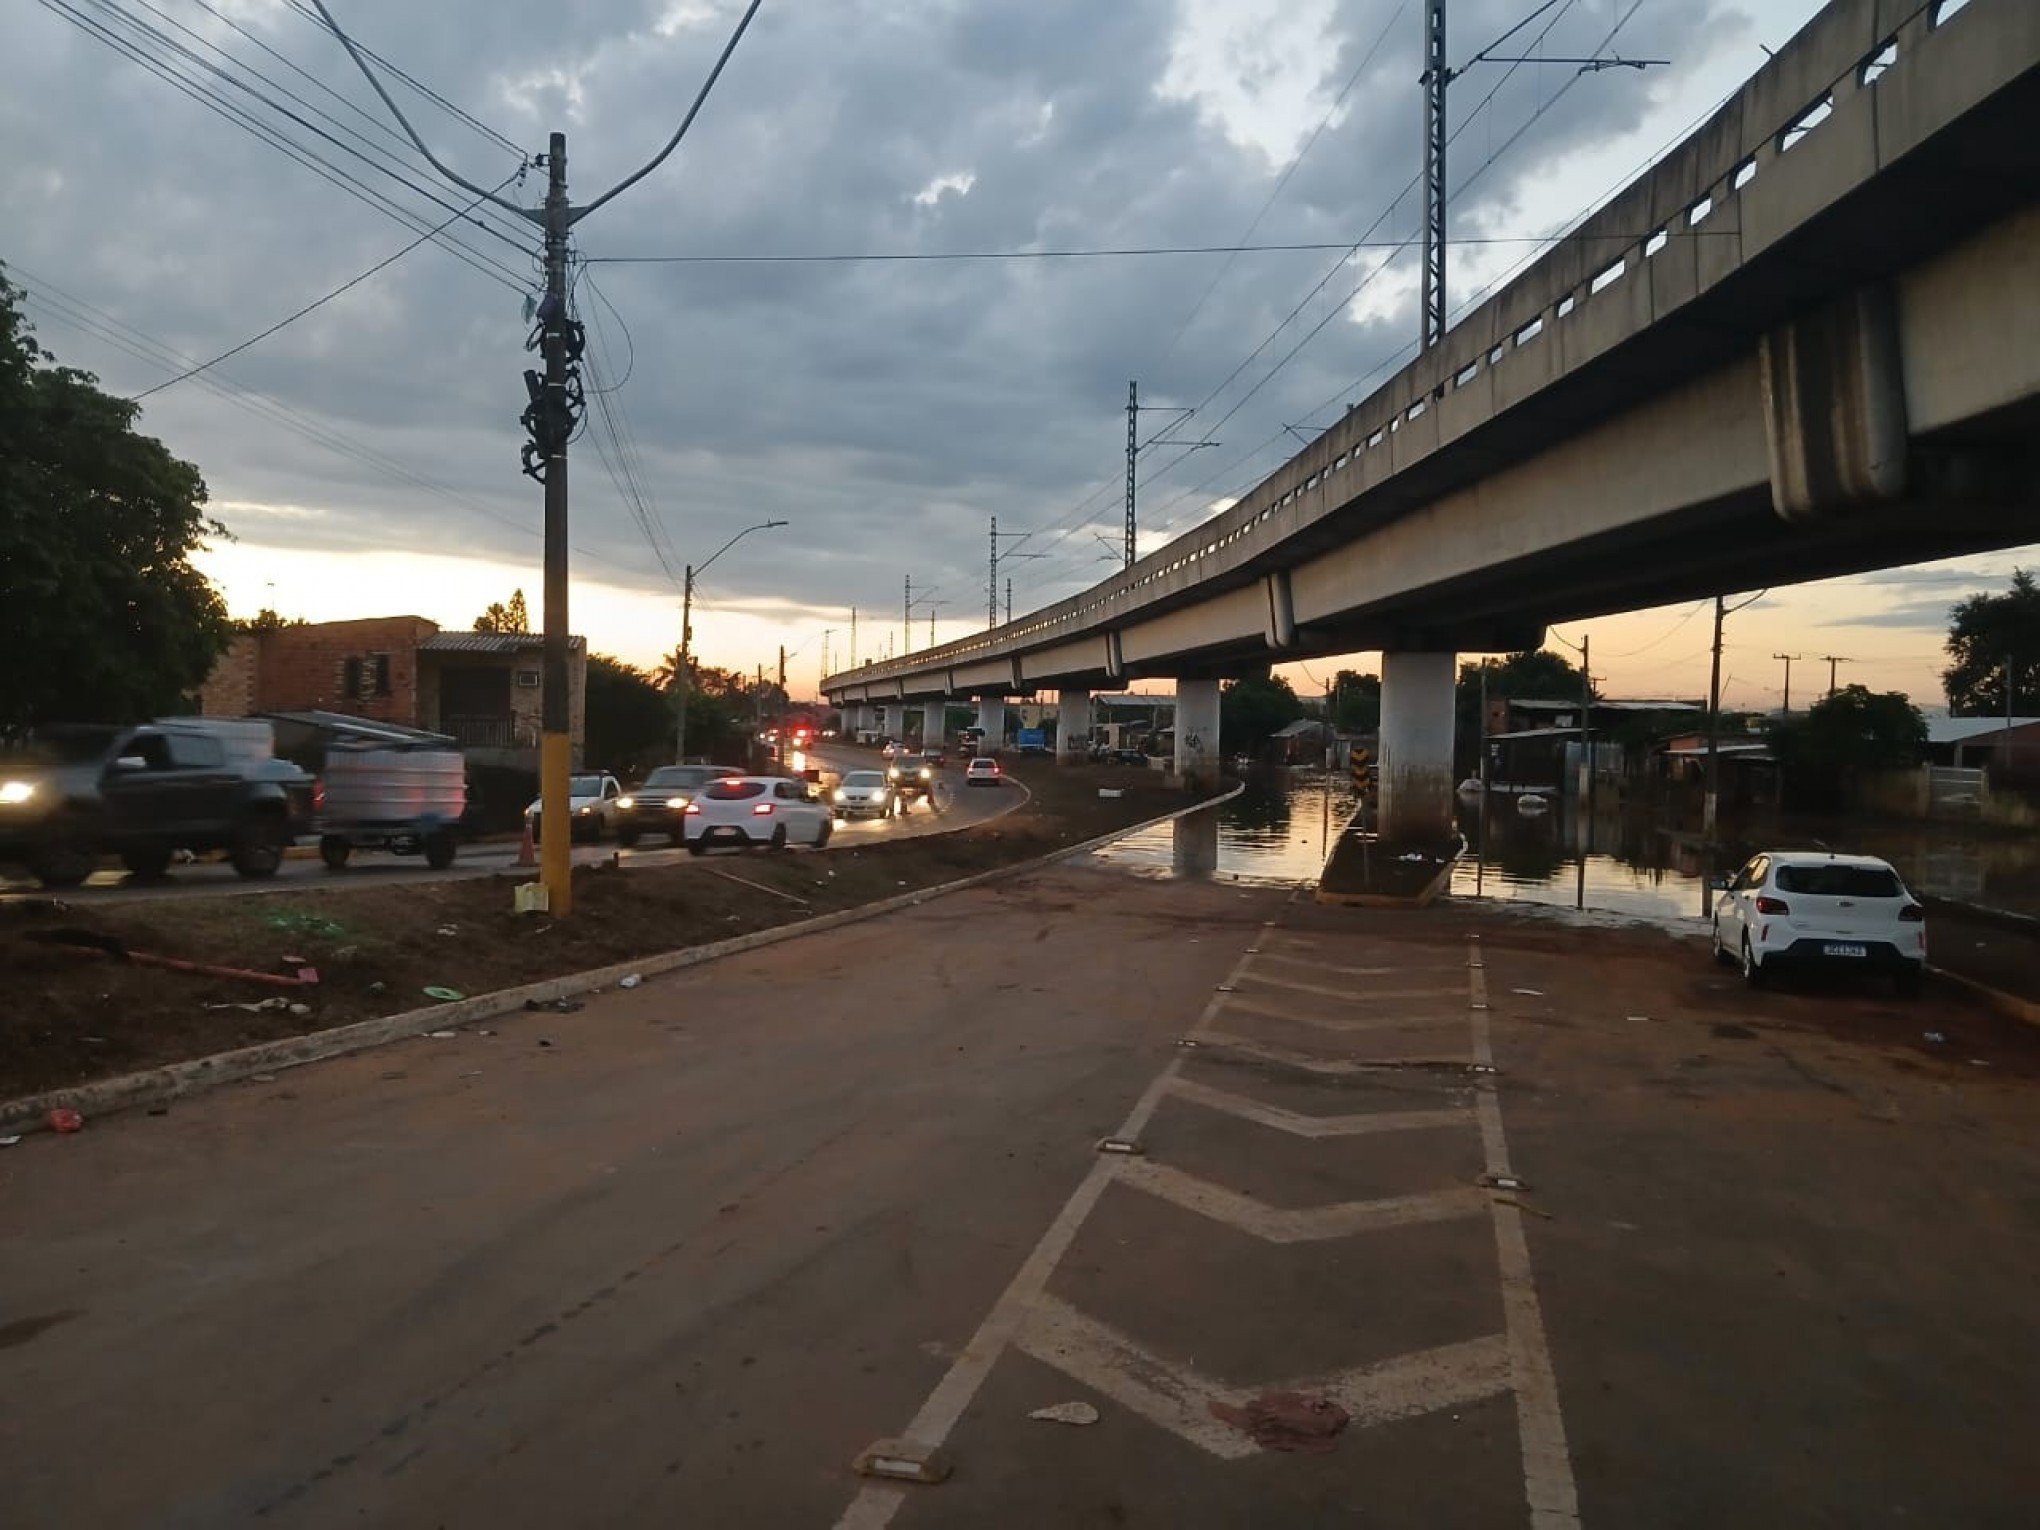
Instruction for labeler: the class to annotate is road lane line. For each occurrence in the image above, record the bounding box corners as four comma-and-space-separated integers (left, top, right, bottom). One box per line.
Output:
833, 928, 1268, 1529
1467, 944, 1581, 1528
1246, 950, 1467, 980
1163, 1077, 1472, 1137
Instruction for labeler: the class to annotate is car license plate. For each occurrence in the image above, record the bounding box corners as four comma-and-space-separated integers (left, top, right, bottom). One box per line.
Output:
1822, 943, 1867, 958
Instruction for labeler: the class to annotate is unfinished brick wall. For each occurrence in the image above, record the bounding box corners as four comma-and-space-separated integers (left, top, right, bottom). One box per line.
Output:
250, 617, 439, 724
197, 635, 260, 717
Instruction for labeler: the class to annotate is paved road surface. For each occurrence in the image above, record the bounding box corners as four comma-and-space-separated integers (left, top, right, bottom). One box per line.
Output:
0, 745, 1016, 905
3, 861, 2035, 1527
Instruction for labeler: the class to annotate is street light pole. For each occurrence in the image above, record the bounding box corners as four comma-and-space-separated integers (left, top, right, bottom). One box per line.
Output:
674, 518, 787, 761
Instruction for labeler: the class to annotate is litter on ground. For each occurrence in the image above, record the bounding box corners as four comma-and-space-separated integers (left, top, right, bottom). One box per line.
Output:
1029, 1402, 1100, 1426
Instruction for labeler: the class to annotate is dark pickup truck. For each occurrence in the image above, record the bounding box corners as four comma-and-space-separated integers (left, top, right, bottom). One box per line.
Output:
0, 721, 314, 886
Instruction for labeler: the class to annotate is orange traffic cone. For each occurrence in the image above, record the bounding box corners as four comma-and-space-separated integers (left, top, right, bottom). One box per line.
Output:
516, 818, 538, 868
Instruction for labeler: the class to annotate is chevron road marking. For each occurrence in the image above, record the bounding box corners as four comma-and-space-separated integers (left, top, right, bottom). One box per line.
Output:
1192, 1032, 1473, 1075
1011, 1293, 1513, 1462
1115, 1157, 1489, 1242
1216, 990, 1474, 1035
1234, 968, 1467, 1004
1163, 1076, 1472, 1138
1245, 949, 1467, 981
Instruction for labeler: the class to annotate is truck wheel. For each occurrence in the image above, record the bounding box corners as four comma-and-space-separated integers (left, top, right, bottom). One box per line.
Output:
319, 835, 352, 871
231, 815, 287, 878
423, 831, 457, 870
121, 844, 173, 881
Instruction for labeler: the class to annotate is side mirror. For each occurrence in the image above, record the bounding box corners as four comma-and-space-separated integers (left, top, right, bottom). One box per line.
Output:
1707, 876, 1729, 892
112, 755, 149, 772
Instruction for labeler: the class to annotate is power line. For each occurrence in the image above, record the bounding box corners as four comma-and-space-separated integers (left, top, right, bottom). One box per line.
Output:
131, 166, 523, 401
583, 233, 1699, 266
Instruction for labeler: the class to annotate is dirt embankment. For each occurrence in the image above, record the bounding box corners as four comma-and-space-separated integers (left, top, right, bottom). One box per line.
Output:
0, 762, 1188, 1101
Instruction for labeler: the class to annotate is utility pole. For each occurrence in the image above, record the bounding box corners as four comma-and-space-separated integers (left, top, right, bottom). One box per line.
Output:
1773, 652, 1800, 714
1415, 1, 1665, 351
904, 574, 913, 655
1125, 381, 1139, 569
1006, 578, 1013, 625
1578, 633, 1593, 813
1420, 0, 1448, 350
675, 563, 695, 763
775, 644, 786, 770
989, 517, 999, 627
848, 607, 857, 669
1704, 595, 1725, 913
1819, 654, 1852, 698
820, 628, 834, 692
928, 609, 936, 646
313, 0, 765, 917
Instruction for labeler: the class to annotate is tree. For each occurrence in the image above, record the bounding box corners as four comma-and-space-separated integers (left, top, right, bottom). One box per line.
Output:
235, 607, 307, 633
0, 270, 232, 734
474, 589, 530, 634
1769, 684, 1926, 809
1328, 670, 1381, 733
1943, 569, 2040, 715
1220, 673, 1302, 753
584, 655, 673, 772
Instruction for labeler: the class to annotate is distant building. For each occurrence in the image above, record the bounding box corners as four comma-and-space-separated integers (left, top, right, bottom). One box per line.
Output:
197, 616, 587, 770
1926, 715, 2040, 783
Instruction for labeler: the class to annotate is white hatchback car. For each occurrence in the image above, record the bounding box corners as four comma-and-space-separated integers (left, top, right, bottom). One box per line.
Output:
1712, 851, 1926, 994
683, 775, 833, 853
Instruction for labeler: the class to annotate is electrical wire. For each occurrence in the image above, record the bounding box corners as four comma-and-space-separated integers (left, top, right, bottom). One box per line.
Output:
131, 167, 522, 401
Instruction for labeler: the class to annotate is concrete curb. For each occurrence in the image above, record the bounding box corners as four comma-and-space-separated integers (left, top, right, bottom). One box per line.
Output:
0, 781, 1242, 1136
1925, 963, 2040, 1030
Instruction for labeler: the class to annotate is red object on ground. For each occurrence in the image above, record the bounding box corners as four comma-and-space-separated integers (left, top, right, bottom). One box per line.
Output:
517, 820, 538, 868
47, 1108, 84, 1134
1209, 1391, 1350, 1454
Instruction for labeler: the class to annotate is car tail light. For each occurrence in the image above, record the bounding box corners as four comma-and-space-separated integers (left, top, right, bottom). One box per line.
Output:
312, 779, 326, 812
1755, 895, 1789, 916
684, 801, 702, 815
1899, 903, 1924, 922
752, 802, 775, 816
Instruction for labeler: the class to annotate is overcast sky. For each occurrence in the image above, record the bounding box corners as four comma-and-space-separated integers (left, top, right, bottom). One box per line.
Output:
7, 0, 2031, 709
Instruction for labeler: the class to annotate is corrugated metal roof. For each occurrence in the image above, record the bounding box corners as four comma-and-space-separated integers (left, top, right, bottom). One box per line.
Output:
1926, 715, 2040, 744
418, 632, 586, 654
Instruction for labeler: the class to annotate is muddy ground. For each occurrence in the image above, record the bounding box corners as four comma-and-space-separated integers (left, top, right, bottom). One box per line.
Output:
0, 762, 1187, 1100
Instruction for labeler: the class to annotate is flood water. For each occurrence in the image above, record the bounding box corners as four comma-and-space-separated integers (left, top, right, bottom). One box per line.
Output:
1094, 769, 2040, 921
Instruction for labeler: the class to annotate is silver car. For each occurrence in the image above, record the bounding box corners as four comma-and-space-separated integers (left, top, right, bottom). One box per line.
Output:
832, 769, 898, 819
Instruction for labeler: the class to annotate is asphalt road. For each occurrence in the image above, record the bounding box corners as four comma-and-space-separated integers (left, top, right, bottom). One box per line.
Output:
0, 745, 1020, 905
4, 863, 2035, 1527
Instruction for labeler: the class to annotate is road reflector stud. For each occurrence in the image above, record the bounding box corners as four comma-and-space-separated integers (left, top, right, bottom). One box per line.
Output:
1176, 1038, 1203, 1049
853, 1438, 952, 1484
1479, 1172, 1529, 1191
1216, 984, 1237, 992
1096, 1138, 1144, 1156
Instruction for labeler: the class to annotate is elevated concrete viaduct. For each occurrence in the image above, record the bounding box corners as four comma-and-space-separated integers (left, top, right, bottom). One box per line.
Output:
827, 0, 2040, 841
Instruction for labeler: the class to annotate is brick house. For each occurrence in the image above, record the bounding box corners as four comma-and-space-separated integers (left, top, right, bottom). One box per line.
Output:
198, 616, 587, 769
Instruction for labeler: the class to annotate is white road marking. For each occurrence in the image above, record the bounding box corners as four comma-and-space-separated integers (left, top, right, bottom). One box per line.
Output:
832, 933, 1265, 1530
1468, 949, 1581, 1528
1236, 969, 1467, 1004
1013, 1295, 1514, 1460
1116, 1158, 1490, 1242
1216, 991, 1475, 1035
1247, 949, 1467, 980
1194, 1032, 1471, 1075
1164, 1076, 1472, 1138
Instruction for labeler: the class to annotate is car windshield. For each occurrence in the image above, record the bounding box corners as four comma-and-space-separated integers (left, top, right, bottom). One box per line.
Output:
643, 766, 715, 790
702, 779, 767, 800
844, 771, 885, 787
569, 774, 604, 795
1774, 863, 1903, 897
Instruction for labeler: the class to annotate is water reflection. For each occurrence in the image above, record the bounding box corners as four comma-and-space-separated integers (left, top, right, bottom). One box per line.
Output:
1094, 771, 1365, 885
1094, 769, 2040, 920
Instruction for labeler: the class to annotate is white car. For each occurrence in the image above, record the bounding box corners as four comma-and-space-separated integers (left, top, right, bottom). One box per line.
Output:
964, 756, 1004, 787
525, 772, 623, 843
832, 769, 898, 819
683, 775, 833, 852
1712, 851, 1926, 994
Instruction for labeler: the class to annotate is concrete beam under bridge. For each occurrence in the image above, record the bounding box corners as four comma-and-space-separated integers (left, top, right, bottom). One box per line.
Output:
1058, 689, 1092, 765
1377, 651, 1456, 844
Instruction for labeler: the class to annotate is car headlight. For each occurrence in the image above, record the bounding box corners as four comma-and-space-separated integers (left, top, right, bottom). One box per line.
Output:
833, 789, 847, 802
615, 795, 636, 810
575, 805, 594, 815
919, 768, 931, 779
665, 796, 688, 808
0, 780, 34, 805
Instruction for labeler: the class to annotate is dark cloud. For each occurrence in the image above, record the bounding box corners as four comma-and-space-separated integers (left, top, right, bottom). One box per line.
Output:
5, 0, 1807, 640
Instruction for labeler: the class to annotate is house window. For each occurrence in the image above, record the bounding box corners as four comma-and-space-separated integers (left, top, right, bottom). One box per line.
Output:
371, 654, 392, 697
515, 669, 541, 688
342, 656, 363, 700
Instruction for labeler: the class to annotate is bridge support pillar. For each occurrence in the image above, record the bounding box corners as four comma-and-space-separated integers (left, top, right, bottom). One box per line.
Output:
921, 701, 946, 749
1173, 678, 1221, 793
879, 704, 900, 742
1057, 689, 1093, 765
976, 695, 1006, 749
1378, 651, 1457, 844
